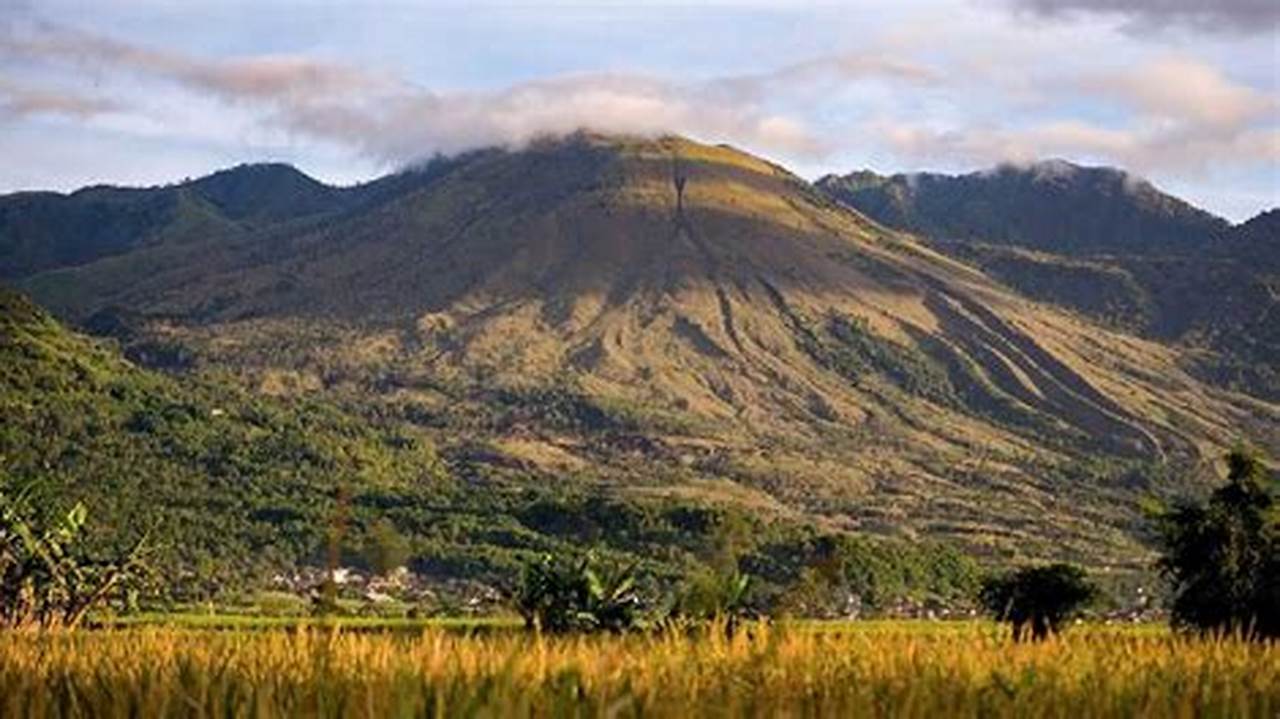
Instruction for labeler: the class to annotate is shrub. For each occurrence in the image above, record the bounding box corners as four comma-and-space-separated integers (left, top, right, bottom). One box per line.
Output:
979, 563, 1097, 641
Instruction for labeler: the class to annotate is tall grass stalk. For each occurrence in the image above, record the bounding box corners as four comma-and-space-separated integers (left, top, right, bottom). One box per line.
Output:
0, 622, 1274, 717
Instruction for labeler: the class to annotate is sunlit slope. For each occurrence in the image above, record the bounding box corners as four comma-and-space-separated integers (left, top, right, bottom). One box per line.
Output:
17, 134, 1279, 563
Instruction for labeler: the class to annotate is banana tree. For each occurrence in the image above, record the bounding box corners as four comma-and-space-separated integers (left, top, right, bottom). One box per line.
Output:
1, 488, 150, 630
514, 552, 643, 633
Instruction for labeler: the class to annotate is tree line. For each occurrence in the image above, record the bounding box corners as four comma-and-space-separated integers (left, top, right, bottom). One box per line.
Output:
2, 448, 1275, 640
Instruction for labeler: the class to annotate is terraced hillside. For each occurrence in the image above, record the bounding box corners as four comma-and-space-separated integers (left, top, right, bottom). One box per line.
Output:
818, 163, 1280, 400
5, 134, 1277, 568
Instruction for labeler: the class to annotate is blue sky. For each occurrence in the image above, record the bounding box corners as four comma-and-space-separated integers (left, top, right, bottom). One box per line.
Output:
1, 0, 1276, 220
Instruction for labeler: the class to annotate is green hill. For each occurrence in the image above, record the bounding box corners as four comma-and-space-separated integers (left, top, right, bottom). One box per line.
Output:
815, 161, 1229, 256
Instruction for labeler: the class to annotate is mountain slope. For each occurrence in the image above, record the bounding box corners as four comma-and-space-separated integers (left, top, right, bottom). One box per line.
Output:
818, 163, 1279, 400
816, 161, 1230, 256
0, 286, 984, 601
8, 135, 1277, 567
0, 285, 447, 578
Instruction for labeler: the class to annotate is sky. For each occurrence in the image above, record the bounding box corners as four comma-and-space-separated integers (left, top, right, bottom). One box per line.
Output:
1, 0, 1276, 220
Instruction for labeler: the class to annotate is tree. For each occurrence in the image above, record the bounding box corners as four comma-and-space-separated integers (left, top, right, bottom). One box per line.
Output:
1155, 447, 1278, 639
513, 552, 642, 633
0, 485, 150, 630
980, 564, 1097, 641
669, 510, 757, 632
671, 567, 752, 622
364, 520, 411, 577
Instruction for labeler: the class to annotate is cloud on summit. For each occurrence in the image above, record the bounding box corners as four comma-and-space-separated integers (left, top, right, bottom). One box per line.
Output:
2, 22, 910, 164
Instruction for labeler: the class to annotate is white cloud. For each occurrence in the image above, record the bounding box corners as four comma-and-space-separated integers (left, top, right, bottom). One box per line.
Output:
1078, 56, 1276, 129
0, 7, 1274, 217
0, 22, 856, 165
0, 79, 118, 119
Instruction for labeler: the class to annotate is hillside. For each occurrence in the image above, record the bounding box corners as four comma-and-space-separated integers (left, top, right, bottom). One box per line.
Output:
815, 161, 1230, 256
818, 163, 1280, 400
0, 286, 981, 603
5, 134, 1278, 570
0, 285, 442, 582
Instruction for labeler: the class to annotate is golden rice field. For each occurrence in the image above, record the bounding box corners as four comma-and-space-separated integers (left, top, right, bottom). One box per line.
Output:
0, 621, 1276, 718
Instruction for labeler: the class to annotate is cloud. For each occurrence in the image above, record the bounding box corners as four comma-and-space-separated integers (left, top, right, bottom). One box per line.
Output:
1005, 0, 1280, 35
704, 53, 941, 104
0, 79, 118, 119
860, 50, 1277, 182
0, 22, 400, 101
1078, 57, 1275, 129
0, 11, 1273, 218
302, 73, 834, 161
868, 117, 1280, 177
1, 21, 881, 165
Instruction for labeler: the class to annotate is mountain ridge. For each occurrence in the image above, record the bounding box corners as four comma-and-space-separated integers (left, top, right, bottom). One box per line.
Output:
815, 161, 1233, 256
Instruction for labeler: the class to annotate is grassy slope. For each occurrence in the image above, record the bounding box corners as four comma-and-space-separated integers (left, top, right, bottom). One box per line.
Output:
817, 166, 1280, 401
0, 287, 980, 605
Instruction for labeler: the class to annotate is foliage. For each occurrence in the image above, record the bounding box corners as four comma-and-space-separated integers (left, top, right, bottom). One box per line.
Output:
979, 563, 1098, 641
670, 568, 753, 624
362, 520, 411, 577
1155, 447, 1279, 639
0, 484, 149, 630
514, 552, 643, 633
0, 287, 1030, 612
748, 533, 981, 612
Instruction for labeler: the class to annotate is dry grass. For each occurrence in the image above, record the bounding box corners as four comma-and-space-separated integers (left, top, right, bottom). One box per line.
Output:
1, 622, 1275, 718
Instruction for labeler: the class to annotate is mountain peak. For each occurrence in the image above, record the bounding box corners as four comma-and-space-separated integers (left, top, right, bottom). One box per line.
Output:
185, 162, 337, 222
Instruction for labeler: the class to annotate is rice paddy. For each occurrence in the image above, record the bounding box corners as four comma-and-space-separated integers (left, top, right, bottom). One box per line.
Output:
1, 620, 1275, 717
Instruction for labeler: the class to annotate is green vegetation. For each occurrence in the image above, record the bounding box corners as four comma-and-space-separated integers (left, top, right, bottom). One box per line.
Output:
979, 564, 1098, 641
1155, 447, 1279, 639
0, 287, 983, 610
514, 552, 642, 632
787, 308, 955, 404
0, 487, 149, 629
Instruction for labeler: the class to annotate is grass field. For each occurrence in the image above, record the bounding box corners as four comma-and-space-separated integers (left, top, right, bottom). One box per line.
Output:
1, 621, 1275, 717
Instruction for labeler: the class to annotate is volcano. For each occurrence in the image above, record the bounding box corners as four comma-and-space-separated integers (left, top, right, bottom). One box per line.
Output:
7, 133, 1276, 565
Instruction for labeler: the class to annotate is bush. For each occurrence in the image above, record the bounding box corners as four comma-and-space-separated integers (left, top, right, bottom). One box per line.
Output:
980, 563, 1097, 641
671, 568, 753, 622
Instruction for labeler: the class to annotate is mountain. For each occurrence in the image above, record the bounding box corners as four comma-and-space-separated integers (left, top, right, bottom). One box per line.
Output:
815, 161, 1230, 256
4, 134, 1276, 570
1224, 209, 1280, 265
818, 163, 1279, 400
0, 163, 349, 281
